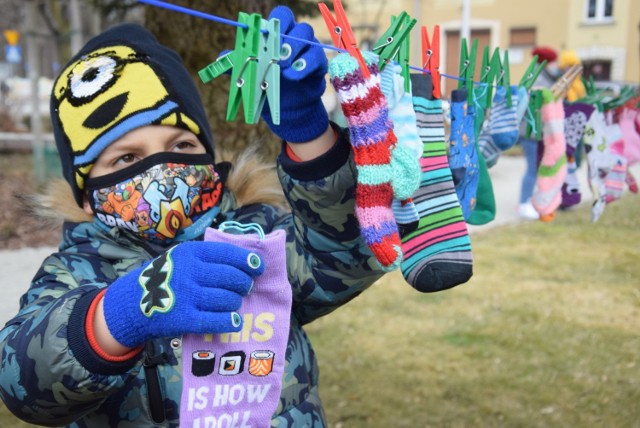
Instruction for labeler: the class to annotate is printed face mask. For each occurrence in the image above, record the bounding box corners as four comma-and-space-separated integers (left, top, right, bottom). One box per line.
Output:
86, 152, 223, 245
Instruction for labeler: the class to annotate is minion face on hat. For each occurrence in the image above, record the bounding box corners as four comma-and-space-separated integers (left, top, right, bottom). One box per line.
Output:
51, 23, 215, 207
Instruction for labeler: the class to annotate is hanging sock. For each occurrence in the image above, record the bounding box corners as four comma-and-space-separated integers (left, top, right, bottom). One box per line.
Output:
467, 87, 496, 226
619, 107, 640, 166
329, 52, 402, 271
531, 89, 567, 221
583, 110, 615, 222
399, 73, 472, 293
604, 135, 627, 204
448, 89, 479, 221
560, 102, 595, 209
380, 61, 422, 235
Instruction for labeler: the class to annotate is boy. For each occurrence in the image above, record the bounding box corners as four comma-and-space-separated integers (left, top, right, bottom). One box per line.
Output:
0, 7, 383, 427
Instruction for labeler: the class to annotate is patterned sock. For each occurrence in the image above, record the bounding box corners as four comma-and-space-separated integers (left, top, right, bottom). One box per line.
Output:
180, 224, 291, 428
619, 107, 640, 166
626, 170, 639, 193
398, 73, 472, 293
582, 110, 613, 222
605, 137, 627, 203
531, 90, 567, 220
329, 52, 401, 271
380, 61, 422, 235
490, 85, 521, 150
477, 128, 501, 169
467, 87, 496, 226
448, 89, 479, 221
560, 102, 595, 209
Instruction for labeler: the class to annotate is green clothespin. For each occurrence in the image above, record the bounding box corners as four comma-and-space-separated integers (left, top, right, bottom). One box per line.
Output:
493, 49, 512, 108
373, 11, 417, 92
253, 16, 281, 125
458, 37, 478, 104
477, 46, 499, 109
519, 56, 547, 90
603, 85, 635, 111
198, 12, 262, 124
577, 75, 605, 112
525, 89, 543, 139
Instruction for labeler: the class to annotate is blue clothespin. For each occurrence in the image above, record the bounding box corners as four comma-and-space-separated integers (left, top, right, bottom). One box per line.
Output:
372, 11, 416, 92
198, 12, 264, 124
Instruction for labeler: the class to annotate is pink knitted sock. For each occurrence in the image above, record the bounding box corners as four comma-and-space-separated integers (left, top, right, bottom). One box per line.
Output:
531, 91, 567, 218
329, 52, 402, 271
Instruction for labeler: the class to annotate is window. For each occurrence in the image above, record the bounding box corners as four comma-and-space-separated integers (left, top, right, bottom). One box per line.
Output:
509, 28, 536, 47
585, 0, 614, 22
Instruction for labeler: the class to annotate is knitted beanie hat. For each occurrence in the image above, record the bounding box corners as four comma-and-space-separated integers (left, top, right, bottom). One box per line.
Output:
532, 46, 558, 64
51, 23, 214, 206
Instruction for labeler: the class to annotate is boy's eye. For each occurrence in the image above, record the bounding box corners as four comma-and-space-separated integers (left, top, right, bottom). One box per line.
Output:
115, 153, 136, 165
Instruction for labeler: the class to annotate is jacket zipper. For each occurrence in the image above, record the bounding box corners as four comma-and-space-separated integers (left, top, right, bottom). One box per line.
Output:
143, 341, 169, 424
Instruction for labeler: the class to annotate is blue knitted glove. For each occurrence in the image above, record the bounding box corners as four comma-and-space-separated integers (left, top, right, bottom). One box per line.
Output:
103, 241, 264, 348
261, 6, 329, 143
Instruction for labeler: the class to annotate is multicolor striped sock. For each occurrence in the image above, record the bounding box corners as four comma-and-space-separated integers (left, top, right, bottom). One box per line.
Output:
531, 90, 567, 221
329, 52, 401, 271
448, 89, 479, 221
399, 73, 472, 292
605, 136, 627, 204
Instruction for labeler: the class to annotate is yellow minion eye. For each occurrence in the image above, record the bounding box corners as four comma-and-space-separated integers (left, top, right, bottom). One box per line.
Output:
69, 55, 117, 101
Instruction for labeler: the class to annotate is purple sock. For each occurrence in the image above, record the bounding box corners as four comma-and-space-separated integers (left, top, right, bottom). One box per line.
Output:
180, 223, 291, 428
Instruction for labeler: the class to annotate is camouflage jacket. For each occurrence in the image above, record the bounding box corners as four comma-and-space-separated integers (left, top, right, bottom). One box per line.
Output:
0, 128, 384, 427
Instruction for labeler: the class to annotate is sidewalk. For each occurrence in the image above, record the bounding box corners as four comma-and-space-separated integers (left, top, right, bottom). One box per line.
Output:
1, 155, 638, 326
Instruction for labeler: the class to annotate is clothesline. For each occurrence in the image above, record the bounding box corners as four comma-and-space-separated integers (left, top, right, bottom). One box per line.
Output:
137, 0, 498, 88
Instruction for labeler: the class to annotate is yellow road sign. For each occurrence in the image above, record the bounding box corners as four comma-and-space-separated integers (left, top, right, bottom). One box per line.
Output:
4, 30, 20, 46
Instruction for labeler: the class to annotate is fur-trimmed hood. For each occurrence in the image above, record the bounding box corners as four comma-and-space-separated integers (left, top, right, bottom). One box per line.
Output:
27, 145, 286, 225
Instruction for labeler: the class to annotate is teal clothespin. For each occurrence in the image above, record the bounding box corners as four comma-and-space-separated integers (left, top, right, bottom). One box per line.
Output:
519, 56, 547, 90
198, 12, 262, 124
373, 11, 417, 91
525, 89, 543, 139
458, 38, 478, 104
253, 16, 281, 125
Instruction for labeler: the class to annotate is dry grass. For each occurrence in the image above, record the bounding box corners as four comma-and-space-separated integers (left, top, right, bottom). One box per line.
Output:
1, 195, 639, 427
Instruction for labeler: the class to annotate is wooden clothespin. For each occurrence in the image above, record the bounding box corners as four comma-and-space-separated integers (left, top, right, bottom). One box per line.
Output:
458, 38, 478, 104
551, 64, 582, 100
198, 12, 280, 125
421, 25, 441, 99
373, 11, 416, 91
319, 0, 370, 78
519, 56, 547, 90
492, 49, 512, 107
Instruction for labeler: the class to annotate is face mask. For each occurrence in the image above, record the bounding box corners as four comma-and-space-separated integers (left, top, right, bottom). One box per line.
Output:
86, 152, 223, 245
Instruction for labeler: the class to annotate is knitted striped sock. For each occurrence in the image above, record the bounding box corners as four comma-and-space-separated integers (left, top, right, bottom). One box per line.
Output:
399, 73, 472, 292
605, 137, 627, 203
329, 52, 402, 271
531, 90, 567, 220
448, 89, 479, 221
380, 62, 421, 235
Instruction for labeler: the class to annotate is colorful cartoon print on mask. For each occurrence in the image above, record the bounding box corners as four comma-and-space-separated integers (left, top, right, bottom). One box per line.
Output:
86, 153, 222, 245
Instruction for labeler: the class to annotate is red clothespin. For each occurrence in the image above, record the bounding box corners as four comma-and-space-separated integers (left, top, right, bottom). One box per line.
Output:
319, 0, 370, 78
421, 25, 441, 99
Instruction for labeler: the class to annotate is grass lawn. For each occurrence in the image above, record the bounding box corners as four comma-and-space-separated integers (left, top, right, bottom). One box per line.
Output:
1, 194, 638, 427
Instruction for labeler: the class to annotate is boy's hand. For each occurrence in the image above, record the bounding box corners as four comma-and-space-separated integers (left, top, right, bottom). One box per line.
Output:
102, 241, 264, 348
261, 6, 329, 143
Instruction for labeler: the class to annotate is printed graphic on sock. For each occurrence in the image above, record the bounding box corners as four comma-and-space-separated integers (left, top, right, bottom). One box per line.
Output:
560, 102, 594, 209
448, 89, 479, 221
329, 52, 402, 270
583, 110, 614, 222
180, 224, 291, 428
399, 73, 473, 293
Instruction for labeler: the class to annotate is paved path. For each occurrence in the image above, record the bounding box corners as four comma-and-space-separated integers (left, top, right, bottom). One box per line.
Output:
1, 155, 638, 326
